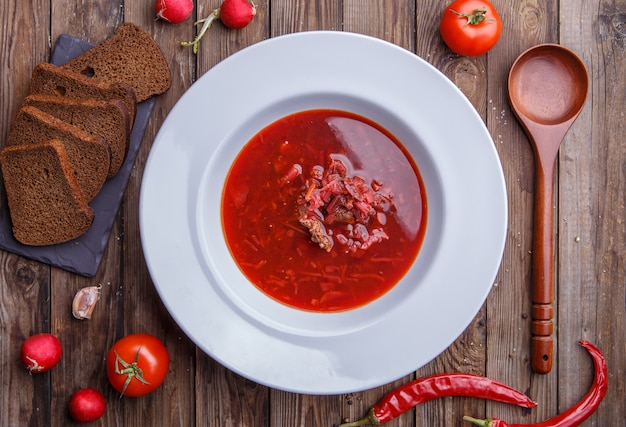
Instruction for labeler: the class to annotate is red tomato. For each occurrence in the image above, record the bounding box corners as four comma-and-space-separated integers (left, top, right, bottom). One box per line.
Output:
439, 0, 502, 57
106, 334, 169, 397
68, 388, 106, 423
20, 333, 62, 373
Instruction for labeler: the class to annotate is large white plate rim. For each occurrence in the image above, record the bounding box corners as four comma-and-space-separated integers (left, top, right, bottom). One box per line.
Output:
140, 31, 507, 394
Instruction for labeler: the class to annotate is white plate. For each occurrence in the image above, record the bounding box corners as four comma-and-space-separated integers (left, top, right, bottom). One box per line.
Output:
140, 31, 507, 395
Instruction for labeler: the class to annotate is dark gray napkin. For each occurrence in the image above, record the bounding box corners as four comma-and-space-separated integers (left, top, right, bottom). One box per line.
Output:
0, 34, 155, 277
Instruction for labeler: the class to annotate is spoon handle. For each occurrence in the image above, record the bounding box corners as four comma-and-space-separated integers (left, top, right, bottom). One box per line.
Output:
531, 163, 556, 374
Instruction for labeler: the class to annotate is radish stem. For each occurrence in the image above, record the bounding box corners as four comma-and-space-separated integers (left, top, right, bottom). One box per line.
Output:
181, 8, 220, 54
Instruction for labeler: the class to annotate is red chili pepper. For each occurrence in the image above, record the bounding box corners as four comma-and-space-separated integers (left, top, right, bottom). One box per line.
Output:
463, 340, 607, 427
339, 372, 536, 426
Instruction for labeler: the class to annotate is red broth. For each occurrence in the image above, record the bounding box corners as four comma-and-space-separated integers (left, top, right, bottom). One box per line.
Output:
222, 109, 427, 312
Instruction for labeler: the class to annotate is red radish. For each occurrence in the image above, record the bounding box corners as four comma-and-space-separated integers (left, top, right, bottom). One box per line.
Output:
20, 333, 62, 373
219, 0, 257, 29
68, 388, 106, 423
156, 0, 194, 24
181, 0, 257, 54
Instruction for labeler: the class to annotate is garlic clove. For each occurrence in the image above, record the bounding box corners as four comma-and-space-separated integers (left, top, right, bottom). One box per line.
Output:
72, 285, 102, 320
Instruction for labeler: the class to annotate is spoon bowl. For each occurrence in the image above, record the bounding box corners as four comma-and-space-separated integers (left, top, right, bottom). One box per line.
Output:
508, 44, 588, 374
509, 44, 588, 126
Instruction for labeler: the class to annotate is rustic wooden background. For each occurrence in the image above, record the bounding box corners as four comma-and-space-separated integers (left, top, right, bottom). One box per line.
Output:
1, 0, 624, 425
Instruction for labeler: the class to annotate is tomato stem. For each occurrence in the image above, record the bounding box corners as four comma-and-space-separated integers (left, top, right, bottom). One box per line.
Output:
114, 348, 151, 397
450, 8, 493, 25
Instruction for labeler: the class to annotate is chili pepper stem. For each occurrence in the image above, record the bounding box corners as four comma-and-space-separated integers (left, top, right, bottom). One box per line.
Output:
338, 408, 380, 426
463, 416, 493, 426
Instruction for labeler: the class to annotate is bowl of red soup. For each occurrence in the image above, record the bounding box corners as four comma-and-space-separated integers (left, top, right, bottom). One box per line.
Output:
221, 108, 426, 313
140, 32, 507, 394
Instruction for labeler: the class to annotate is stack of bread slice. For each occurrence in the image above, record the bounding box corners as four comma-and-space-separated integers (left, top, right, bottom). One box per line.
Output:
0, 23, 171, 246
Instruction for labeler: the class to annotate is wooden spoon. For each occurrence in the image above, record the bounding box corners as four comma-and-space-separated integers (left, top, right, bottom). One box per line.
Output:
508, 44, 588, 374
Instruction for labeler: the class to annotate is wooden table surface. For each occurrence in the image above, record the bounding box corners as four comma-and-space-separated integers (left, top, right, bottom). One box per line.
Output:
1, 0, 624, 425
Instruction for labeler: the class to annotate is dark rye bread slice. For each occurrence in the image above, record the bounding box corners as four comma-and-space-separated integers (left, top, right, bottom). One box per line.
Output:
30, 62, 137, 128
62, 23, 171, 102
6, 106, 110, 201
0, 139, 94, 246
23, 94, 131, 178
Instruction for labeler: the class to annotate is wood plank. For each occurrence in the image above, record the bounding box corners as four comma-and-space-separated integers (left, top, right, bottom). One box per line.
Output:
45, 2, 124, 425
50, 0, 123, 42
0, 258, 51, 426
266, 1, 346, 426
197, 355, 269, 426
414, 1, 489, 425
187, 2, 271, 426
343, 0, 415, 50
558, 0, 626, 423
271, 0, 342, 34
483, 0, 559, 424
142, 8, 201, 427
270, 391, 342, 427
119, 3, 198, 426
337, 2, 418, 427
0, 1, 52, 426
197, 0, 269, 71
